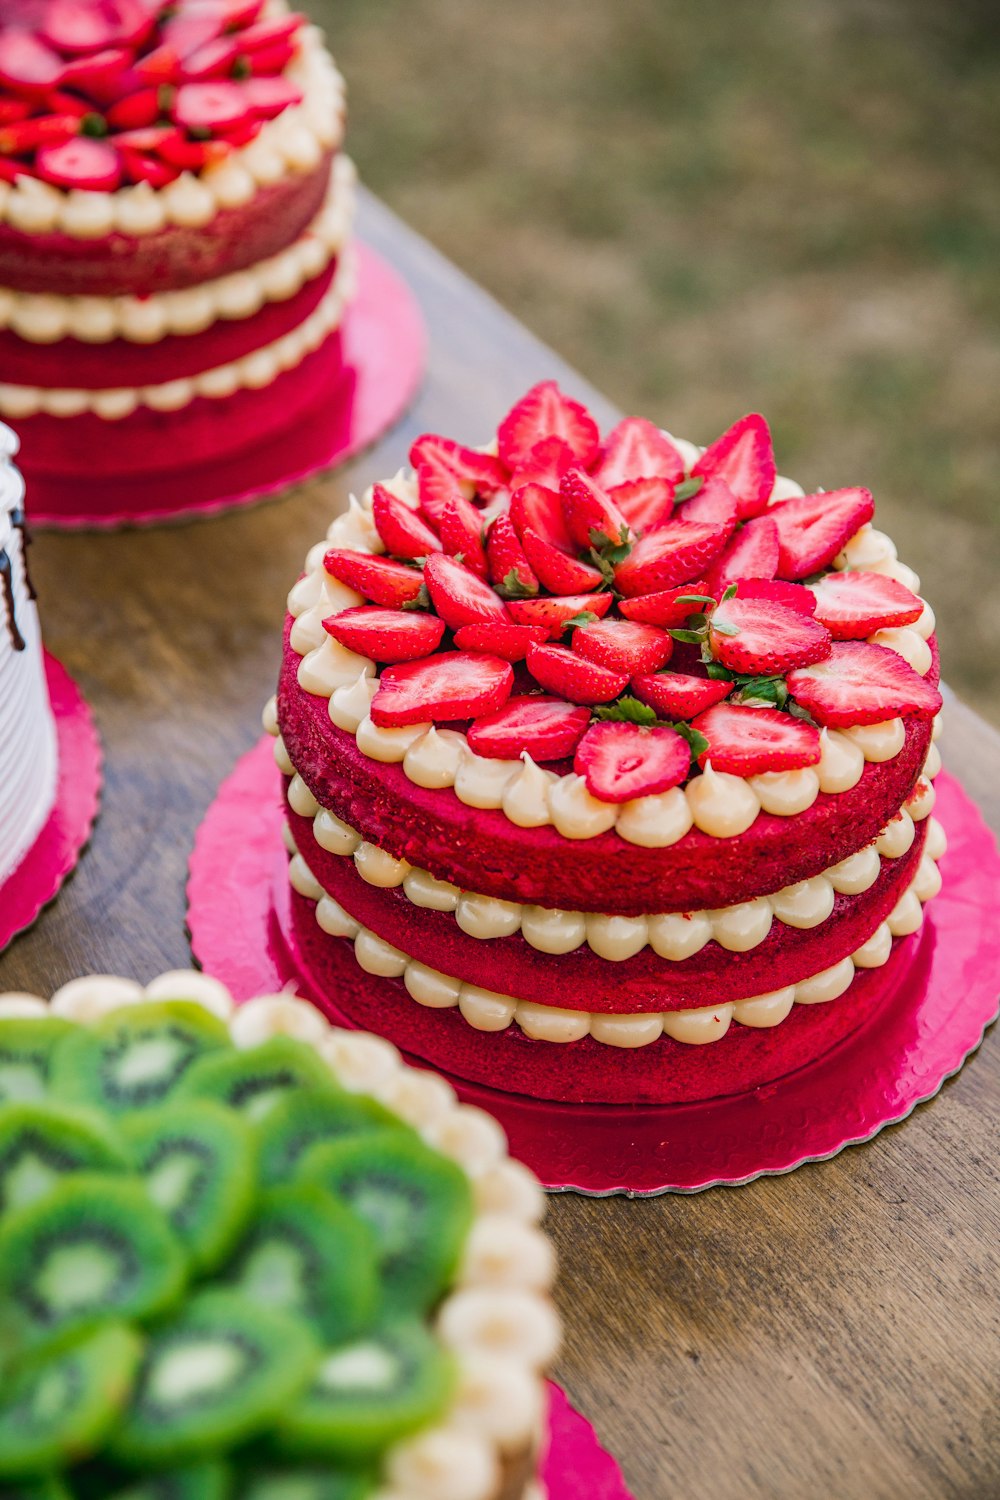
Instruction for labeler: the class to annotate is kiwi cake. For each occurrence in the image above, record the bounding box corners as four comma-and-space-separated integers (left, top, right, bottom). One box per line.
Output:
0, 971, 558, 1500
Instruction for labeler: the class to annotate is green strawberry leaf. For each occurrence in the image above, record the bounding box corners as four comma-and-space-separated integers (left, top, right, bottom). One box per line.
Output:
559, 610, 599, 633
591, 696, 659, 726
402, 584, 433, 612
674, 475, 705, 503
497, 568, 538, 600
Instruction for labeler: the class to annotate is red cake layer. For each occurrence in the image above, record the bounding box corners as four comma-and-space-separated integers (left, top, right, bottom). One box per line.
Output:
288, 885, 931, 1104
288, 800, 927, 1012
0, 154, 332, 296
278, 629, 938, 915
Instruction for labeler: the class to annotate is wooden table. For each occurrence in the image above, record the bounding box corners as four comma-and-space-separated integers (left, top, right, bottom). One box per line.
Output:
2, 193, 998, 1500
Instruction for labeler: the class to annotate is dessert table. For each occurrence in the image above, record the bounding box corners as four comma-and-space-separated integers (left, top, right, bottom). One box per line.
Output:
1, 191, 997, 1500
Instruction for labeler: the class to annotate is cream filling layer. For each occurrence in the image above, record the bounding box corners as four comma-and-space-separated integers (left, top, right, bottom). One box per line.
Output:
0, 155, 355, 346
0, 247, 356, 420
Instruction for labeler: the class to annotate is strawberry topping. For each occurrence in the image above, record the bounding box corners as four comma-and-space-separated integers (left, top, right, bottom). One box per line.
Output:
590, 416, 685, 490
508, 482, 574, 555
631, 671, 732, 720
323, 606, 445, 663
723, 578, 818, 614
485, 514, 538, 596
559, 468, 630, 551
453, 622, 549, 662
691, 702, 822, 775
677, 476, 739, 530
709, 597, 832, 675
704, 515, 780, 593
497, 381, 600, 471
521, 527, 604, 595
572, 618, 674, 676
618, 583, 711, 627
691, 413, 776, 519
809, 570, 924, 639
323, 551, 425, 609
371, 651, 514, 728
770, 488, 875, 579
574, 721, 691, 803
525, 642, 629, 705
371, 484, 441, 561
786, 641, 942, 727
613, 520, 731, 596
423, 553, 510, 630
507, 593, 614, 638
607, 477, 675, 534
35, 135, 121, 189
408, 434, 508, 497
436, 497, 489, 581
508, 435, 575, 492
467, 695, 591, 761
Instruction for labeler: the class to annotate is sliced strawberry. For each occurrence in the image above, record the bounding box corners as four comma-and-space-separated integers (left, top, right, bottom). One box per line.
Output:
323, 606, 445, 663
237, 15, 305, 53
573, 618, 673, 676
453, 621, 548, 662
607, 477, 674, 534
786, 642, 942, 727
415, 463, 465, 531
497, 381, 600, 471
692, 413, 776, 519
371, 651, 513, 728
246, 41, 298, 77
725, 577, 818, 615
133, 43, 181, 86
521, 527, 603, 594
0, 114, 79, 155
424, 553, 509, 630
559, 468, 629, 551
35, 137, 122, 191
437, 498, 489, 581
371, 484, 441, 561
525, 642, 629, 705
590, 417, 685, 490
709, 597, 832, 675
678, 476, 739, 530
0, 33, 65, 95
59, 48, 132, 102
485, 514, 538, 596
120, 149, 179, 187
770, 488, 875, 580
632, 672, 732, 720
508, 482, 574, 555
409, 434, 508, 497
618, 582, 712, 627
240, 76, 304, 120
106, 88, 162, 130
323, 550, 424, 609
613, 520, 731, 596
691, 702, 821, 775
172, 80, 250, 133
157, 133, 229, 169
574, 721, 691, 803
162, 9, 228, 58
704, 515, 780, 593
507, 592, 614, 638
181, 36, 241, 81
809, 570, 923, 640
468, 695, 591, 761
0, 160, 28, 184
41, 0, 154, 56
0, 100, 31, 126
509, 435, 576, 492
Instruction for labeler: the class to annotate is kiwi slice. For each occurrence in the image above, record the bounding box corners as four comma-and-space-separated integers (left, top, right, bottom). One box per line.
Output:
110, 1288, 318, 1466
223, 1182, 378, 1345
49, 1004, 230, 1117
274, 1321, 455, 1466
175, 1037, 333, 1123
122, 1101, 256, 1276
238, 1470, 374, 1500
105, 1462, 232, 1500
0, 1174, 187, 1351
0, 1018, 74, 1104
0, 1101, 129, 1214
299, 1133, 473, 1313
256, 1087, 406, 1188
0, 1321, 143, 1477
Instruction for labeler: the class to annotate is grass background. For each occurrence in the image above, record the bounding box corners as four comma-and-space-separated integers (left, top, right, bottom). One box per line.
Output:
313, 0, 999, 723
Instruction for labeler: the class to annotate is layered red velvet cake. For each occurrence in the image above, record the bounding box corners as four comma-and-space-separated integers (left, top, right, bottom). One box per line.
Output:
0, 0, 355, 522
267, 384, 947, 1105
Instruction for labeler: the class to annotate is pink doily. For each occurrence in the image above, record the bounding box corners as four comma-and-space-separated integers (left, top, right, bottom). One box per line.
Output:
543, 1383, 633, 1497
188, 739, 999, 1194
0, 652, 101, 951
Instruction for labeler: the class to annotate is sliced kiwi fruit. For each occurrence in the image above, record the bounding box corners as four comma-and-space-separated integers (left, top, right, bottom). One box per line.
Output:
274, 1320, 455, 1466
299, 1132, 474, 1314
0, 1101, 129, 1215
256, 1087, 407, 1188
175, 1037, 333, 1124
105, 1461, 232, 1500
0, 1321, 143, 1477
223, 1182, 378, 1346
110, 1288, 318, 1466
238, 1469, 374, 1500
122, 1101, 256, 1276
0, 1173, 187, 1351
49, 1004, 231, 1117
0, 1018, 74, 1105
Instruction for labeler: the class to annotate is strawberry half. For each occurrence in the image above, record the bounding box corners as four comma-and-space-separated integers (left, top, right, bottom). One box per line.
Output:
497, 381, 600, 471
323, 607, 445, 663
572, 618, 674, 676
371, 484, 441, 561
467, 695, 591, 761
507, 593, 614, 638
509, 435, 576, 492
415, 463, 465, 530
324, 550, 424, 608
409, 434, 508, 496
677, 476, 739, 531
770, 487, 875, 580
574, 721, 691, 803
521, 526, 604, 594
35, 137, 122, 191
631, 672, 732, 720
423, 553, 509, 630
525, 642, 629, 705
453, 622, 549, 662
618, 583, 712, 627
486, 513, 538, 595
371, 651, 514, 728
809, 570, 923, 640
691, 413, 776, 519
613, 520, 731, 596
786, 641, 942, 727
437, 497, 489, 580
590, 417, 685, 490
509, 482, 574, 555
724, 578, 818, 614
691, 702, 821, 775
704, 515, 780, 593
607, 477, 675, 534
709, 597, 832, 675
560, 468, 630, 551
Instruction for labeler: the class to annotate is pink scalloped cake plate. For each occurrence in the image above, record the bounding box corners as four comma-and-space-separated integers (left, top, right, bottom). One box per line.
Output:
0, 652, 101, 952
543, 1383, 633, 1497
188, 738, 999, 1194
22, 241, 426, 529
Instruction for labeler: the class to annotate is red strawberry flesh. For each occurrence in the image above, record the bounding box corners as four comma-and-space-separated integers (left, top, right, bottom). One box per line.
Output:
521, 526, 604, 594
323, 607, 445, 663
607, 476, 675, 534
770, 487, 875, 579
324, 550, 425, 609
559, 467, 629, 551
468, 695, 591, 761
507, 593, 613, 638
409, 434, 508, 496
423, 552, 509, 630
786, 641, 942, 727
691, 702, 821, 775
508, 482, 574, 555
453, 622, 549, 662
574, 721, 691, 803
572, 618, 674, 676
613, 519, 731, 596
678, 476, 739, 530
371, 651, 514, 728
809, 570, 923, 639
525, 642, 629, 705
485, 513, 539, 596
725, 578, 818, 614
631, 671, 732, 720
704, 515, 780, 592
371, 484, 441, 561
692, 413, 776, 519
35, 136, 121, 190
497, 381, 600, 471
590, 416, 685, 490
618, 583, 712, 627
709, 597, 832, 674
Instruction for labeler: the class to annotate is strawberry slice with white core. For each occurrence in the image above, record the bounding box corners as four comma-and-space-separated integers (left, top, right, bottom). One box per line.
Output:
371, 651, 514, 728
509, 435, 576, 492
324, 551, 425, 609
704, 515, 780, 593
560, 468, 630, 551
521, 527, 604, 594
173, 81, 251, 133
423, 552, 510, 630
507, 593, 614, 638
485, 514, 538, 595
415, 463, 465, 529
590, 417, 686, 490
498, 381, 600, 471
709, 597, 832, 675
508, 482, 574, 555
574, 721, 691, 803
607, 477, 674, 534
809, 570, 923, 640
409, 434, 508, 496
525, 642, 629, 705
770, 487, 875, 579
35, 137, 122, 190
618, 582, 712, 627
453, 622, 549, 662
691, 413, 776, 519
437, 497, 489, 580
631, 672, 733, 720
786, 641, 942, 727
42, 0, 154, 55
678, 476, 739, 530
0, 33, 66, 93
725, 578, 817, 614
323, 607, 445, 663
468, 695, 591, 761
613, 520, 731, 596
691, 702, 821, 775
371, 484, 441, 561
572, 618, 674, 676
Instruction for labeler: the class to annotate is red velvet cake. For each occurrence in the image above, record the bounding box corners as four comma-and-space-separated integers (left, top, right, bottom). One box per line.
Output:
0, 0, 356, 522
267, 386, 947, 1104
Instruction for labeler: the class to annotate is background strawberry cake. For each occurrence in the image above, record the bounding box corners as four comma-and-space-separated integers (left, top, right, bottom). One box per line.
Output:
0, 0, 355, 522
267, 383, 947, 1105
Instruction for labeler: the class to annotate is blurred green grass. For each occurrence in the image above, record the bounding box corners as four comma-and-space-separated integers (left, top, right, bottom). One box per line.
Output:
315, 0, 1000, 722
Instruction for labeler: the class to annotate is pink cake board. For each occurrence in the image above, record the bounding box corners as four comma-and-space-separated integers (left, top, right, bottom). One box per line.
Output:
27, 241, 426, 530
0, 652, 101, 952
543, 1383, 633, 1498
188, 738, 1000, 1195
